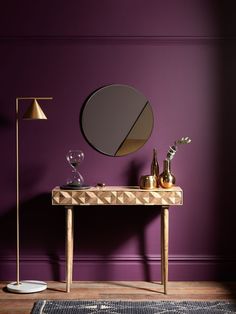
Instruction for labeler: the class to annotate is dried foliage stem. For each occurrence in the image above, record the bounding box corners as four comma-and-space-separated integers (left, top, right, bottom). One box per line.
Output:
166, 137, 191, 161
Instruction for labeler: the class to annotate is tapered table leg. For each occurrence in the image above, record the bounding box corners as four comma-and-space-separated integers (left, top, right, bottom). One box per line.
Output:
65, 206, 74, 293
161, 207, 164, 285
161, 206, 169, 294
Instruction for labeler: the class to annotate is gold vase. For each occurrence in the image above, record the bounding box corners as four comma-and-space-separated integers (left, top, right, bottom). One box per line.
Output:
139, 175, 157, 190
159, 159, 176, 188
151, 148, 159, 176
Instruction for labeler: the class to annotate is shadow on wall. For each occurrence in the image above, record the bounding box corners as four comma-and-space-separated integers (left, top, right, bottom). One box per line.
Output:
0, 115, 10, 129
123, 159, 147, 186
0, 193, 65, 281
217, 0, 236, 295
74, 205, 160, 281
0, 98, 13, 129
0, 192, 160, 282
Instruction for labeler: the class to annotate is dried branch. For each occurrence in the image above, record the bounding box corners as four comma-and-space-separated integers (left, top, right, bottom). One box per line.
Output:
166, 137, 191, 160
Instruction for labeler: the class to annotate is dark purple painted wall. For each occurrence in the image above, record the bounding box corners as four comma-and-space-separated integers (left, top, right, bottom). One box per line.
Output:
1, 0, 236, 282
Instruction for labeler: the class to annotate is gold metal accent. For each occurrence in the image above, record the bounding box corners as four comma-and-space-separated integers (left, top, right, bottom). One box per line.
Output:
115, 103, 153, 156
20, 97, 52, 119
23, 99, 46, 119
139, 175, 157, 190
159, 159, 176, 189
151, 148, 159, 176
15, 96, 52, 285
115, 139, 146, 157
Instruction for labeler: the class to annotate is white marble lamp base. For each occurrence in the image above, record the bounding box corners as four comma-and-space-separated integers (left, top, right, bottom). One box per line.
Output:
7, 280, 47, 293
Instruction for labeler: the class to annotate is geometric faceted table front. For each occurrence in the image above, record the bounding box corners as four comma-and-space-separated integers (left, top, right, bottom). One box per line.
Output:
52, 186, 183, 206
52, 186, 183, 294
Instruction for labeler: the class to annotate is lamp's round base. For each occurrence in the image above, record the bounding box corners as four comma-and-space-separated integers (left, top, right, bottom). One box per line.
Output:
7, 280, 47, 293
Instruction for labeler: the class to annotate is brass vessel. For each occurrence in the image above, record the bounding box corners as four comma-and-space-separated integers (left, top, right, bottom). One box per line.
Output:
150, 148, 159, 186
159, 159, 176, 189
139, 175, 157, 190
151, 148, 159, 177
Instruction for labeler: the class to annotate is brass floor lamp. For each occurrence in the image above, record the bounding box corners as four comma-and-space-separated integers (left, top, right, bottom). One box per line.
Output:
7, 97, 53, 294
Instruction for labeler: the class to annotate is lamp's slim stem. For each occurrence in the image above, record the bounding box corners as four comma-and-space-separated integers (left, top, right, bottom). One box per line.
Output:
7, 97, 50, 293
16, 98, 20, 285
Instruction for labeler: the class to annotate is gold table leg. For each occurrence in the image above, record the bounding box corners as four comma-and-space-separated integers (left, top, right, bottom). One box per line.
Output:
65, 206, 74, 293
161, 206, 169, 294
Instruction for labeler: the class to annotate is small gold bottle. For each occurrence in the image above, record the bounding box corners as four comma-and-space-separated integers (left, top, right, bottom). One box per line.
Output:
151, 148, 159, 184
151, 148, 159, 187
159, 159, 176, 188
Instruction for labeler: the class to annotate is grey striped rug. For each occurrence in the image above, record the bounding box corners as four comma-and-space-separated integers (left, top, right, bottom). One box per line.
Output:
31, 300, 236, 313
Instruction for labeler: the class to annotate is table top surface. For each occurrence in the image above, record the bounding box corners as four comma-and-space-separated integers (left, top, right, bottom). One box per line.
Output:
52, 186, 183, 206
53, 185, 182, 192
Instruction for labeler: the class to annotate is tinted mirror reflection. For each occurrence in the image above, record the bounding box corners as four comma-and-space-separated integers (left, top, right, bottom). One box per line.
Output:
81, 84, 154, 156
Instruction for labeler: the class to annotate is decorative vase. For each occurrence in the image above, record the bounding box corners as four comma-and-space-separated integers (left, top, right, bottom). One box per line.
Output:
159, 159, 176, 188
139, 175, 157, 190
151, 148, 159, 177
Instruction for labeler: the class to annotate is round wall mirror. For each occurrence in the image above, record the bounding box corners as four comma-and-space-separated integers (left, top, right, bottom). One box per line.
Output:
81, 84, 154, 156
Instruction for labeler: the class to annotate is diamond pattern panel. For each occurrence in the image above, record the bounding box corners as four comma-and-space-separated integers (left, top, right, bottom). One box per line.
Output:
52, 186, 183, 206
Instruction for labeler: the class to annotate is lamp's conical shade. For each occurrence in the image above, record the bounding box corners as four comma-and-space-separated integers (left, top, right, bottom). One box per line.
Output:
23, 99, 47, 120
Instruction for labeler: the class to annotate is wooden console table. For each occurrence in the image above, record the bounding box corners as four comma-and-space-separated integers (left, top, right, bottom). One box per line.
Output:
52, 186, 183, 294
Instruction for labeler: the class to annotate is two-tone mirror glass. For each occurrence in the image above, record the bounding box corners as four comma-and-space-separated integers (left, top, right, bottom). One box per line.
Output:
81, 84, 154, 156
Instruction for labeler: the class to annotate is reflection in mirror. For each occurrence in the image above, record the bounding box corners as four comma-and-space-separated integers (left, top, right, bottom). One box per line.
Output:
81, 84, 154, 156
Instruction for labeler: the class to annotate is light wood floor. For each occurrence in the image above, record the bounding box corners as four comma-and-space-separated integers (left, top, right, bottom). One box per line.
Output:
0, 281, 236, 313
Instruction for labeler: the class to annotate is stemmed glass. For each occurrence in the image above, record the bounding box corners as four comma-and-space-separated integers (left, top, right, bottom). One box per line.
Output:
66, 150, 84, 187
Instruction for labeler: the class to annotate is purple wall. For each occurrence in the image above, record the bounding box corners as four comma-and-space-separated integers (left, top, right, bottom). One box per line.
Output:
1, 0, 236, 282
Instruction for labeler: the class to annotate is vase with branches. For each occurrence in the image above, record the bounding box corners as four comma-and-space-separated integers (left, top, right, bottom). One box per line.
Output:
159, 137, 191, 188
